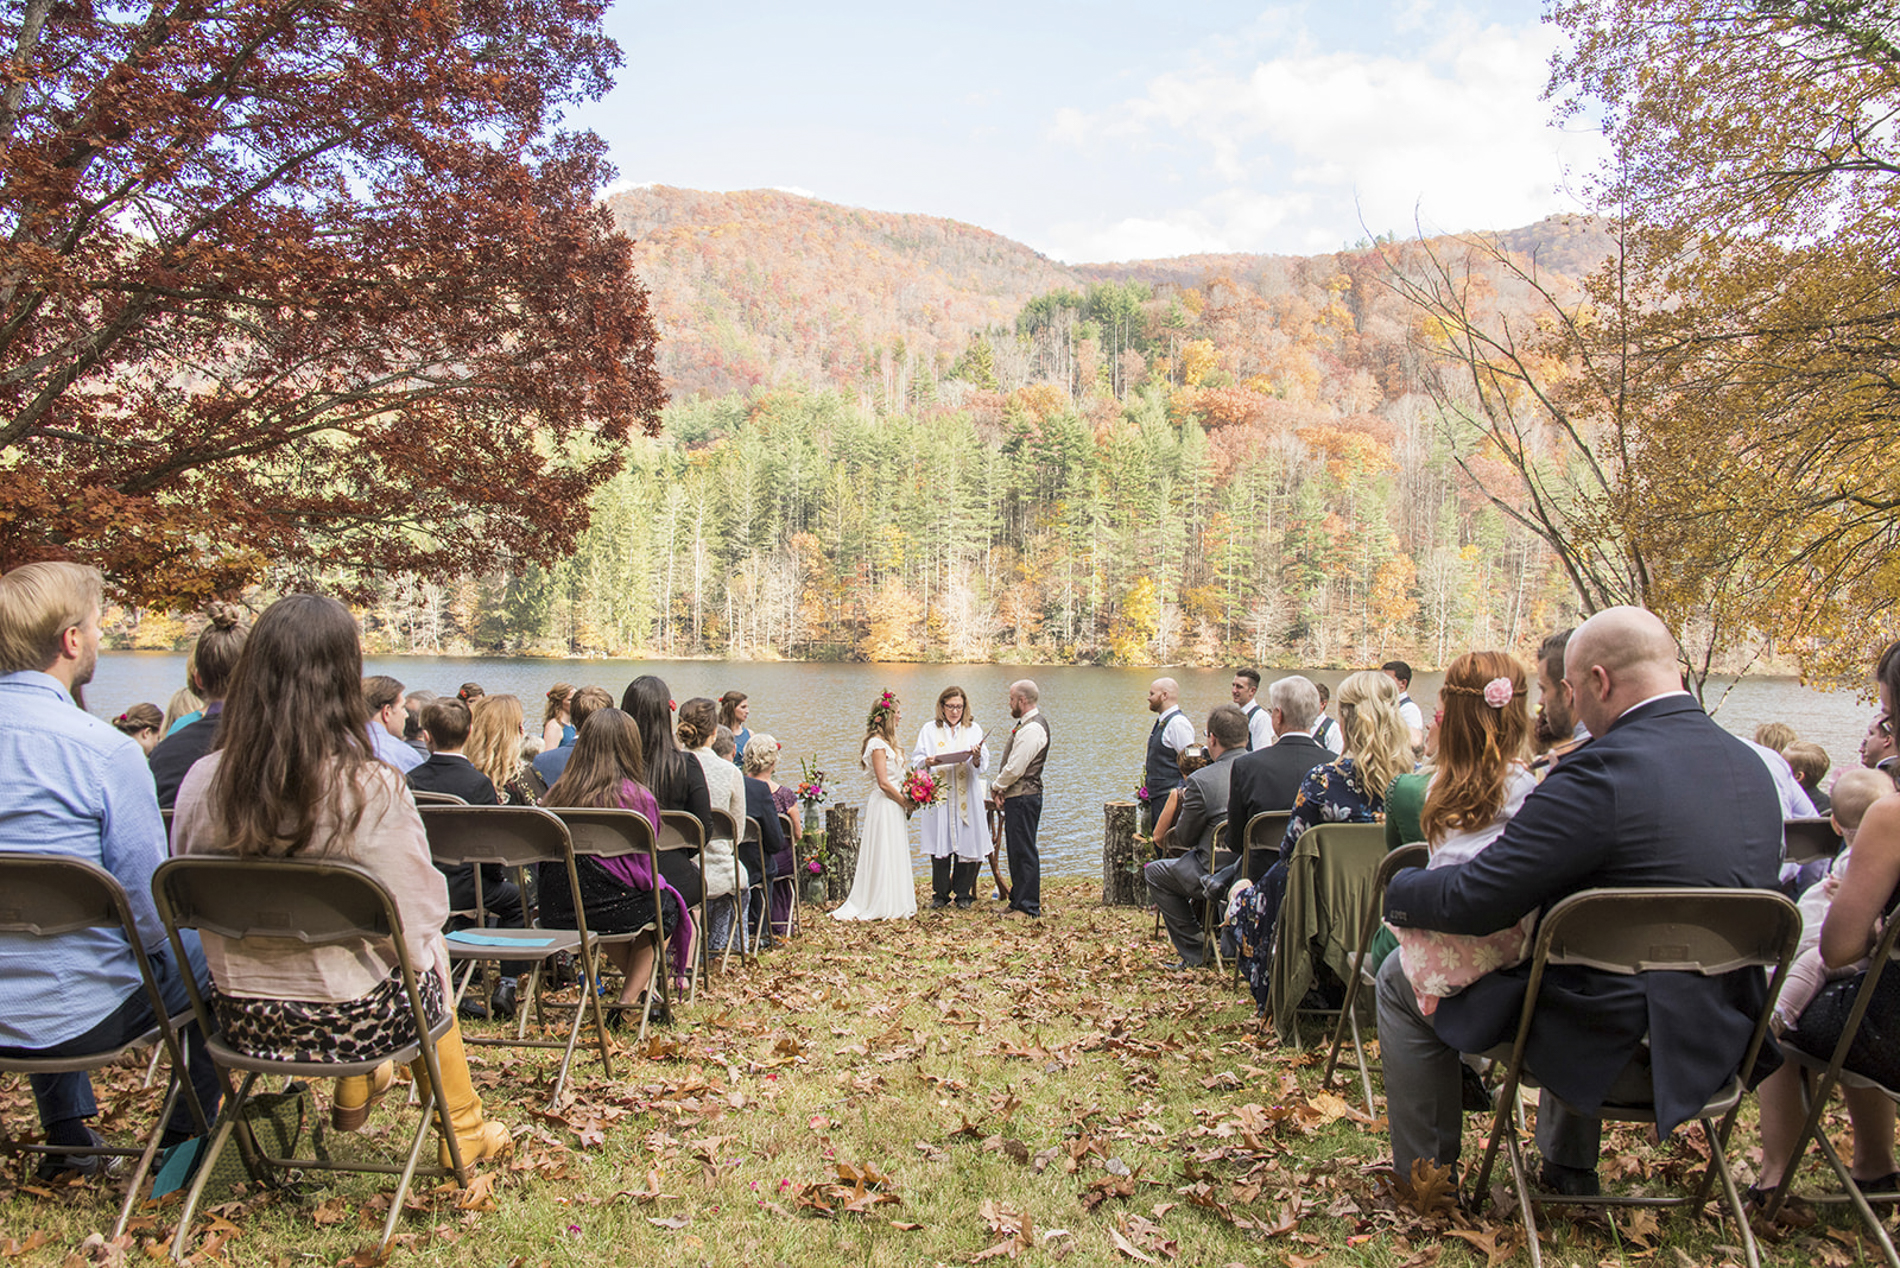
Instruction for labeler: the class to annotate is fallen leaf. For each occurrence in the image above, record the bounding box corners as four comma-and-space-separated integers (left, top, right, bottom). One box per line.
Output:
1, 1233, 50, 1258
646, 1215, 691, 1230
311, 1197, 349, 1227
1109, 1226, 1156, 1264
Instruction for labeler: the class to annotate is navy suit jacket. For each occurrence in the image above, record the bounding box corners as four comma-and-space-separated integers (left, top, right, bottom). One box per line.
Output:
1384, 694, 1783, 1133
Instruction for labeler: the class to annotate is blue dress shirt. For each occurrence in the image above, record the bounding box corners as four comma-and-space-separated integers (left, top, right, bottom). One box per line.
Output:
0, 671, 172, 1048
370, 723, 424, 773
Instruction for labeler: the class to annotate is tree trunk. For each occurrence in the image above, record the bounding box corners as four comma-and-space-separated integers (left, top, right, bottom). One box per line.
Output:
825, 805, 860, 904
1103, 801, 1144, 907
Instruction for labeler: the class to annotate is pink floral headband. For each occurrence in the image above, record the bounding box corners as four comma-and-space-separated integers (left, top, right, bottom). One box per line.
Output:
1445, 677, 1522, 709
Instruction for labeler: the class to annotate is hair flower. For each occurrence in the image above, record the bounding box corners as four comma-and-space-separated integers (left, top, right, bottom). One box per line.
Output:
1482, 677, 1515, 708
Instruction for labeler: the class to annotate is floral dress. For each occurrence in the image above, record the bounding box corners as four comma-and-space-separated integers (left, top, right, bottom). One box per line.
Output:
1238, 756, 1387, 1013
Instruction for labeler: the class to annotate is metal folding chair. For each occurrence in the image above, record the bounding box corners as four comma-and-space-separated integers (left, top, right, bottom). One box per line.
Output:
1783, 816, 1843, 866
1267, 822, 1387, 1046
151, 856, 471, 1260
0, 855, 211, 1237
705, 808, 748, 972
545, 807, 674, 1044
1200, 822, 1234, 971
1471, 888, 1800, 1268
411, 790, 469, 806
1758, 884, 1900, 1264
773, 811, 801, 939
1321, 843, 1430, 1117
1231, 810, 1292, 991
419, 805, 610, 1106
658, 810, 708, 1004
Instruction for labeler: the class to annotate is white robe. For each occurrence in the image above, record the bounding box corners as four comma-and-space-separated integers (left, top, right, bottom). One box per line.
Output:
911, 720, 992, 861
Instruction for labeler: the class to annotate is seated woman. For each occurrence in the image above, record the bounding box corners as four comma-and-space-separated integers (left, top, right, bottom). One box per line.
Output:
467, 693, 541, 806
111, 702, 164, 755
677, 698, 747, 953
1754, 639, 1900, 1203
539, 709, 689, 1017
1149, 746, 1212, 855
542, 683, 576, 753
1393, 652, 1537, 1014
170, 594, 510, 1164
1236, 669, 1414, 1013
744, 733, 800, 936
621, 675, 710, 911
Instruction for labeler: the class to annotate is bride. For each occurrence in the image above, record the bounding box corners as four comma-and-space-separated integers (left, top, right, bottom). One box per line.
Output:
832, 690, 918, 921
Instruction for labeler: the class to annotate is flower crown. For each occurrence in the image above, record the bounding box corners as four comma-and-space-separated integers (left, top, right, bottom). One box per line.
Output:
868, 689, 898, 723
1445, 677, 1521, 709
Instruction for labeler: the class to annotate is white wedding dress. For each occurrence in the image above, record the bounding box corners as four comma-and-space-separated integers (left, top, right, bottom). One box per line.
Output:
831, 736, 917, 921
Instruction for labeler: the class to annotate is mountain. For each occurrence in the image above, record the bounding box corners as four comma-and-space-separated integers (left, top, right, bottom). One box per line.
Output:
606, 186, 1615, 402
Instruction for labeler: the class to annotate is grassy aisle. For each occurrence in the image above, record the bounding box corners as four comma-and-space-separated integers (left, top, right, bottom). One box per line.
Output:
0, 881, 1874, 1266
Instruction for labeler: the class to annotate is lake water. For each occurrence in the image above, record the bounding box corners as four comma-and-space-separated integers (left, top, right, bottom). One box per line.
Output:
90, 654, 1879, 880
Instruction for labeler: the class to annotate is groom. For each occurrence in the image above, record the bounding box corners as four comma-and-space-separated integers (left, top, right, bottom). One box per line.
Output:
989, 680, 1049, 918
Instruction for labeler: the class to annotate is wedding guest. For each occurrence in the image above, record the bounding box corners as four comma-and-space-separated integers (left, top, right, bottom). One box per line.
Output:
743, 734, 800, 936
1770, 767, 1890, 1034
540, 709, 690, 1018
679, 700, 746, 953
1143, 677, 1193, 808
1783, 740, 1833, 815
1531, 628, 1589, 773
1146, 705, 1249, 968
1221, 675, 1332, 882
0, 562, 221, 1175
1148, 745, 1210, 856
161, 662, 204, 736
402, 689, 437, 758
112, 702, 164, 755
1381, 660, 1426, 751
990, 680, 1049, 919
621, 675, 710, 908
542, 683, 576, 752
171, 594, 509, 1163
534, 686, 612, 788
456, 682, 484, 705
1861, 712, 1898, 785
1755, 721, 1799, 753
740, 763, 788, 943
149, 604, 250, 808
913, 686, 992, 909
1311, 682, 1343, 754
1230, 668, 1275, 751
720, 691, 752, 762
467, 694, 541, 805
361, 674, 424, 775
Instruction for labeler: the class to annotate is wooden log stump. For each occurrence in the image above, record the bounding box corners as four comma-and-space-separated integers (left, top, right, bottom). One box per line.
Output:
1103, 801, 1144, 907
824, 806, 860, 904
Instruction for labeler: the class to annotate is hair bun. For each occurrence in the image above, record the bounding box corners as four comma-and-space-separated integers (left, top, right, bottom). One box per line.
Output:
207, 603, 241, 631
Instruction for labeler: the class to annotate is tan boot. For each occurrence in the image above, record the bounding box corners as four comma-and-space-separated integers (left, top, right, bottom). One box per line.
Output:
411, 1018, 513, 1170
331, 1061, 397, 1131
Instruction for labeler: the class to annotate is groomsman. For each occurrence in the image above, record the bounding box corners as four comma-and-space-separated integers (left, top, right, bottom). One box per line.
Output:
1144, 678, 1193, 804
990, 680, 1049, 919
1230, 668, 1275, 751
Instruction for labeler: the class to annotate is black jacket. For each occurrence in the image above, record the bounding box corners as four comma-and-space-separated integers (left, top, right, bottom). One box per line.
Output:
1226, 733, 1330, 848
407, 753, 499, 806
150, 711, 220, 810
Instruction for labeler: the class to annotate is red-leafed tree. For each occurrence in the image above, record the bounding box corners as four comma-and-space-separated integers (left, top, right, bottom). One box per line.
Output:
0, 0, 664, 606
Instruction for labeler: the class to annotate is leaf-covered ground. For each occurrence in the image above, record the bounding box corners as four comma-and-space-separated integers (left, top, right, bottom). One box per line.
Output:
0, 881, 1884, 1266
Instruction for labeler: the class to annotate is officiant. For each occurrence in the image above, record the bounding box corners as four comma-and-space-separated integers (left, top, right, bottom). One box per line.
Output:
912, 686, 992, 908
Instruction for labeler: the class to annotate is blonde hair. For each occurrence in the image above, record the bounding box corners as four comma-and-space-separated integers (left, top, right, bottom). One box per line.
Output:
1335, 669, 1414, 804
0, 561, 101, 675
1832, 768, 1892, 835
743, 732, 780, 775
466, 694, 527, 794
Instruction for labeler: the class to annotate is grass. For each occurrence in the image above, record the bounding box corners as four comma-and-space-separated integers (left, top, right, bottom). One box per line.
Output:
1, 879, 1891, 1267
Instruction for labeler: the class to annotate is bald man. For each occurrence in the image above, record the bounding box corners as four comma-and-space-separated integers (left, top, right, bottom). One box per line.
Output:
1377, 607, 1783, 1199
1144, 677, 1194, 808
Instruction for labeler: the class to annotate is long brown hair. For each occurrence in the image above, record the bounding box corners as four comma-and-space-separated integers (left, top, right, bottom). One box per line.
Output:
543, 682, 574, 726
1420, 650, 1530, 842
208, 594, 377, 857
543, 708, 647, 810
676, 697, 719, 749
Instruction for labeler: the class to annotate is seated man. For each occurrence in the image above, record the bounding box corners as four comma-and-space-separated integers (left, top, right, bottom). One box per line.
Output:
1203, 675, 1332, 903
1378, 607, 1783, 1195
0, 562, 222, 1171
364, 674, 424, 774
408, 698, 523, 1020
1143, 705, 1249, 969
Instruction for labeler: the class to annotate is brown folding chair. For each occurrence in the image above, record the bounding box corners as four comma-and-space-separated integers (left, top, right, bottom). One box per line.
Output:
1231, 810, 1292, 991
1758, 885, 1900, 1265
546, 807, 675, 1044
704, 808, 747, 972
151, 856, 472, 1260
0, 855, 211, 1237
1471, 888, 1801, 1268
411, 790, 469, 806
1783, 816, 1843, 866
1321, 843, 1430, 1117
419, 806, 610, 1106
658, 810, 708, 1004
1200, 822, 1234, 971
1267, 823, 1387, 1046
773, 811, 801, 940
741, 816, 772, 963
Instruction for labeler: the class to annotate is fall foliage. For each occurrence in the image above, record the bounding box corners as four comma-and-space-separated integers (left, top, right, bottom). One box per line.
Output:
0, 0, 664, 606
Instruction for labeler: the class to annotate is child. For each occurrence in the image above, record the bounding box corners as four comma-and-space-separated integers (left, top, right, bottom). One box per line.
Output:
1775, 768, 1895, 1032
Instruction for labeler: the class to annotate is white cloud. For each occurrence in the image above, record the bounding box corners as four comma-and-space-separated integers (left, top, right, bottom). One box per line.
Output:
1043, 15, 1605, 258
768, 185, 817, 198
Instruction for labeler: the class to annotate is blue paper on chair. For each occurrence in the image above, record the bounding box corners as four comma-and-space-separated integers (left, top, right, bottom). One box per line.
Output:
447, 930, 556, 947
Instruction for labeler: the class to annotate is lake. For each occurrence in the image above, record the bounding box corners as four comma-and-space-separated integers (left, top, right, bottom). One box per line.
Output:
89, 654, 1878, 881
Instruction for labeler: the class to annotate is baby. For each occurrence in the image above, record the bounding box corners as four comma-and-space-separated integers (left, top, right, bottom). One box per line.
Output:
1774, 767, 1894, 1032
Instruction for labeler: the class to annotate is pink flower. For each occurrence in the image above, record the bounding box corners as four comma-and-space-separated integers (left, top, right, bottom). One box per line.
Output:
1483, 677, 1515, 708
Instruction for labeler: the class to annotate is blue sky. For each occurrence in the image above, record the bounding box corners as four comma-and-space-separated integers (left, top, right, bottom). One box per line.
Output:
574, 1, 1605, 262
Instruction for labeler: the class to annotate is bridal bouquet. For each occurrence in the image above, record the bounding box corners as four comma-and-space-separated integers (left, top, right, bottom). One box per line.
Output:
900, 768, 944, 810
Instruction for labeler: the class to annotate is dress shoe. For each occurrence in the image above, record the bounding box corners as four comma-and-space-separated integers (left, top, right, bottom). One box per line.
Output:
36, 1127, 125, 1181
955, 897, 974, 910
1170, 956, 1206, 971
457, 995, 490, 1022
930, 896, 950, 909
1459, 1062, 1493, 1112
490, 977, 518, 1022
1537, 1157, 1600, 1197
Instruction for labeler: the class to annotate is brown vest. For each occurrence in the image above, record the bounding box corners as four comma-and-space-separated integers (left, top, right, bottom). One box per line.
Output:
999, 712, 1050, 799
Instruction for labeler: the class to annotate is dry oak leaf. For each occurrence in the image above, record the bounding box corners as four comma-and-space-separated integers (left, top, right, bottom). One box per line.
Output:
311, 1197, 350, 1227
1400, 1159, 1458, 1219
1109, 1227, 1156, 1264
1446, 1226, 1520, 1268
1, 1233, 50, 1258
